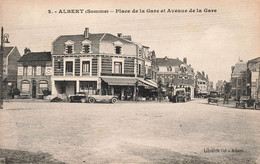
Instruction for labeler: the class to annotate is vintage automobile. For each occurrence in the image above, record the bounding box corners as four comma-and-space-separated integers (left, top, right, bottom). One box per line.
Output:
68, 92, 88, 103
87, 90, 118, 104
208, 91, 220, 105
169, 88, 188, 103
235, 96, 255, 109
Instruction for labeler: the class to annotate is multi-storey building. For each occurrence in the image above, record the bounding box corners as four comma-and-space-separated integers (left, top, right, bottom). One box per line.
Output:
51, 28, 157, 100
248, 57, 260, 100
17, 51, 52, 98
156, 56, 195, 98
195, 71, 209, 97
231, 59, 248, 97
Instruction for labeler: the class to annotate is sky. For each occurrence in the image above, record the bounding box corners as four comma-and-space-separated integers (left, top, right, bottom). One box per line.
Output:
0, 0, 259, 86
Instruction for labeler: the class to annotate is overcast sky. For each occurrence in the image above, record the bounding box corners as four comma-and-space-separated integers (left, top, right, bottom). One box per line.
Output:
0, 0, 259, 85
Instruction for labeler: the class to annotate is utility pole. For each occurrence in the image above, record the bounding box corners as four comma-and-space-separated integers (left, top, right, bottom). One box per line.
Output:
0, 27, 10, 109
0, 27, 4, 109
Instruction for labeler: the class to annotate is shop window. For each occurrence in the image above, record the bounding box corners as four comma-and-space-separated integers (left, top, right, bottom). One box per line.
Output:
79, 81, 97, 95
114, 62, 122, 74
21, 81, 30, 94
39, 81, 48, 94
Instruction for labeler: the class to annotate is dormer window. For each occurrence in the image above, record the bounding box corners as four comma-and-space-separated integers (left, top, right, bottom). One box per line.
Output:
113, 41, 123, 55
81, 39, 92, 53
65, 40, 74, 54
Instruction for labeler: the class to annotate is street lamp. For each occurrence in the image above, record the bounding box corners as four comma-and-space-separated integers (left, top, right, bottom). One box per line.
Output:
0, 27, 10, 109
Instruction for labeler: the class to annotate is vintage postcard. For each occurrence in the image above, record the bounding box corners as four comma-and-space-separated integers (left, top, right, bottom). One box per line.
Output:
0, 0, 259, 163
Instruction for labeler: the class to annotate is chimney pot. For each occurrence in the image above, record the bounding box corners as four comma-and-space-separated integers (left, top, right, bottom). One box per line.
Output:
84, 28, 89, 38
117, 33, 122, 37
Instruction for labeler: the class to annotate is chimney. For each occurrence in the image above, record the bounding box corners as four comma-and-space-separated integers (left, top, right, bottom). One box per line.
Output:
117, 33, 122, 38
183, 57, 187, 64
231, 66, 235, 73
24, 47, 31, 54
122, 35, 132, 41
84, 28, 89, 38
202, 71, 205, 76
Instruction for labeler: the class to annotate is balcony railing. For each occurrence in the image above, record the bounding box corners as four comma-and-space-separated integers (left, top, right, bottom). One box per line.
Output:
101, 73, 135, 77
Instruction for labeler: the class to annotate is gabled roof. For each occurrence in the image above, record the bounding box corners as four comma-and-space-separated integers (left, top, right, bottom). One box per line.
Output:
18, 52, 51, 62
197, 71, 208, 81
0, 47, 14, 58
156, 57, 183, 67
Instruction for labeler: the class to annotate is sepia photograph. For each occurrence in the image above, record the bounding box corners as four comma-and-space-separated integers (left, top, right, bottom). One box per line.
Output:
0, 0, 259, 163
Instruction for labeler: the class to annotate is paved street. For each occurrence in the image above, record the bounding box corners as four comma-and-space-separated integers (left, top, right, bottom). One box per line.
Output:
0, 99, 260, 163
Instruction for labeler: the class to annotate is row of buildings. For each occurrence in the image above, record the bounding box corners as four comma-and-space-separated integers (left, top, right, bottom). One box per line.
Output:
3, 28, 213, 100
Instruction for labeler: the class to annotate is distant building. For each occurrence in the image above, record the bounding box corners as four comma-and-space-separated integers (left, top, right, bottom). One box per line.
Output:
195, 71, 209, 97
248, 57, 260, 100
216, 80, 224, 94
231, 60, 249, 97
156, 57, 195, 98
1, 46, 21, 85
208, 81, 214, 91
17, 51, 52, 98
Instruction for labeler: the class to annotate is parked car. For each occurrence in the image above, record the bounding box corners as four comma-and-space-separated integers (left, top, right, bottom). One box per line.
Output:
169, 88, 188, 103
87, 90, 118, 104
69, 92, 88, 103
208, 91, 220, 105
235, 96, 255, 109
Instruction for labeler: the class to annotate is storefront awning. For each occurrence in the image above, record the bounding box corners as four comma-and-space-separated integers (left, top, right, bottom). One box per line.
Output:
137, 78, 158, 88
102, 77, 136, 86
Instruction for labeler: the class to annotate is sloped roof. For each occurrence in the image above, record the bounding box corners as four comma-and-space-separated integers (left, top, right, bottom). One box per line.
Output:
100, 33, 133, 44
18, 52, 51, 62
232, 61, 247, 74
54, 33, 105, 43
248, 57, 260, 63
197, 71, 208, 81
53, 33, 134, 45
156, 57, 183, 66
0, 47, 14, 58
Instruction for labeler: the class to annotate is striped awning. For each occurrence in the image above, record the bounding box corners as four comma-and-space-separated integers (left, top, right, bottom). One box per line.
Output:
102, 77, 136, 86
137, 78, 158, 88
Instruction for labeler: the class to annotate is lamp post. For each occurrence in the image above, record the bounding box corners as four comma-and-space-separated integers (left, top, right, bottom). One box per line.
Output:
0, 27, 10, 109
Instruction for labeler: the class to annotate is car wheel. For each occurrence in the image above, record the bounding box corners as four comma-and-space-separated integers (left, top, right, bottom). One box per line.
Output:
81, 98, 87, 103
68, 98, 72, 103
88, 97, 95, 103
111, 98, 117, 104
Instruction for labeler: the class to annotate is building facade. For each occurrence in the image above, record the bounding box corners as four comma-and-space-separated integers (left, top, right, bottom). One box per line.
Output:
51, 28, 157, 100
156, 57, 195, 99
1, 46, 21, 85
17, 51, 52, 98
248, 57, 260, 100
195, 71, 209, 97
231, 60, 248, 97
